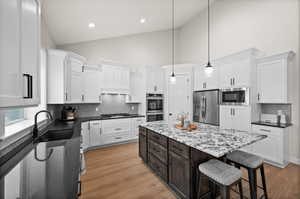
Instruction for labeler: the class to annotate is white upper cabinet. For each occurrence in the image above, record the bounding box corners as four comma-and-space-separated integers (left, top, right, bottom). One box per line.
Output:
218, 49, 259, 89
146, 66, 164, 94
0, 0, 40, 108
101, 65, 130, 94
219, 59, 252, 88
83, 65, 102, 103
257, 52, 294, 104
47, 49, 87, 104
194, 64, 218, 91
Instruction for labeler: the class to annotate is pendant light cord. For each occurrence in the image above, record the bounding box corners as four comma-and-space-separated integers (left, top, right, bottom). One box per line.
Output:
208, 0, 210, 63
172, 0, 175, 75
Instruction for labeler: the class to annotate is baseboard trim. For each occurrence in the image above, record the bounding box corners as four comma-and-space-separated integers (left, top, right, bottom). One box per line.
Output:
289, 156, 300, 165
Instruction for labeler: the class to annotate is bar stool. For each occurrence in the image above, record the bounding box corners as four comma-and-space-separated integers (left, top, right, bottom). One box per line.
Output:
197, 159, 244, 199
227, 150, 268, 199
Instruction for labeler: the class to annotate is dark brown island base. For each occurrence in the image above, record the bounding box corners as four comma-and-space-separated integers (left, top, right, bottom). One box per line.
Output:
139, 126, 220, 199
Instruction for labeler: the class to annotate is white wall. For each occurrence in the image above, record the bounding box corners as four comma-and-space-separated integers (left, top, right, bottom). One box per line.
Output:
41, 16, 56, 49
179, 0, 300, 162
58, 30, 179, 67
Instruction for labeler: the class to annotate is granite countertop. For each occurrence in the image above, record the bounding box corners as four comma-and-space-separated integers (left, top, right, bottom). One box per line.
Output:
140, 121, 267, 158
251, 121, 292, 128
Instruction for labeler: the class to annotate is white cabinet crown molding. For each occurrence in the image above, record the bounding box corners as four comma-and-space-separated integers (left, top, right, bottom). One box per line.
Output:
256, 51, 295, 63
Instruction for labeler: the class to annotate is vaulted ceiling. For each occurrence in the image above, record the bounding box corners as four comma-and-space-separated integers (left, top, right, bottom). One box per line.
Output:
42, 0, 211, 45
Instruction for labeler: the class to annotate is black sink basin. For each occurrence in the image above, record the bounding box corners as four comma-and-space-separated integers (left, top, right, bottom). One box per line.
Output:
38, 129, 73, 142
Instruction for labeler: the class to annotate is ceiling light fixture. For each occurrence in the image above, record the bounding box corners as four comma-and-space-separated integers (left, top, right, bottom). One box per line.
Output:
170, 0, 176, 84
205, 0, 214, 74
88, 22, 96, 28
140, 18, 146, 24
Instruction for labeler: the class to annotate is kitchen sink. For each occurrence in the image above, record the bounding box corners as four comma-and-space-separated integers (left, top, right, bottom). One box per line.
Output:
38, 129, 73, 142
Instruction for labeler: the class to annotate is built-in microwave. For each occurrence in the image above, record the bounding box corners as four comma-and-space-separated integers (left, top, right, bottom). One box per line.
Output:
220, 88, 249, 106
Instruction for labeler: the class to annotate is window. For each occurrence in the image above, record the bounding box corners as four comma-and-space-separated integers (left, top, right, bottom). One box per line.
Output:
5, 109, 25, 126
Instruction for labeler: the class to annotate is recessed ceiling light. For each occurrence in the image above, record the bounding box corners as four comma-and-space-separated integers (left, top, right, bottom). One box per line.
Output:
88, 22, 96, 28
140, 18, 146, 24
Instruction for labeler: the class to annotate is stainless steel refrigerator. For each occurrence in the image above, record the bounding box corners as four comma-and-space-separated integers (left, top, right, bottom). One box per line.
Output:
193, 90, 219, 126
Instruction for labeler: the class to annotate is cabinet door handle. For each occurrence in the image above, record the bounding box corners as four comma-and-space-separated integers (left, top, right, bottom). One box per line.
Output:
230, 108, 232, 116
23, 74, 33, 99
258, 93, 260, 101
82, 95, 85, 102
260, 129, 271, 133
230, 78, 232, 86
233, 78, 235, 86
233, 108, 235, 116
65, 92, 68, 101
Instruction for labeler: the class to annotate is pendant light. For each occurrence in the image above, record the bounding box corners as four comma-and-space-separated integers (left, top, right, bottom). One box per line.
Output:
169, 0, 176, 84
205, 0, 214, 74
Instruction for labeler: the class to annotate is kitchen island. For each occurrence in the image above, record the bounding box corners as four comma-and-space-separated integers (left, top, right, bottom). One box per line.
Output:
139, 122, 266, 199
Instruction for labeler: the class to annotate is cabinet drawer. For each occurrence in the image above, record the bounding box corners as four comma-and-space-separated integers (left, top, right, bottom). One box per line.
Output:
169, 139, 190, 159
148, 153, 168, 182
139, 127, 147, 136
102, 119, 131, 134
148, 130, 168, 147
252, 125, 283, 137
148, 140, 168, 164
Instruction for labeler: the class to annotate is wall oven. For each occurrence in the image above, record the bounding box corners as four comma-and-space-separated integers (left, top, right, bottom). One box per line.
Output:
220, 88, 249, 106
146, 93, 164, 122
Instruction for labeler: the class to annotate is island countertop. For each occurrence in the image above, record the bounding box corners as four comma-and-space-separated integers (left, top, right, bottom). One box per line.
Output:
140, 121, 267, 158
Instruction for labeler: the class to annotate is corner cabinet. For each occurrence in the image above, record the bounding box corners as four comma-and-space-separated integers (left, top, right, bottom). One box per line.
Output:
257, 51, 294, 104
47, 49, 103, 104
0, 0, 40, 108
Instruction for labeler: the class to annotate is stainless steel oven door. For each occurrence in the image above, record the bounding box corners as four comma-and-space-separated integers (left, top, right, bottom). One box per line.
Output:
220, 88, 249, 106
146, 98, 163, 113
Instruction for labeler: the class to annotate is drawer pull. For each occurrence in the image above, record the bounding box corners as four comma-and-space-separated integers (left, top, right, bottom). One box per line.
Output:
115, 128, 122, 131
172, 145, 183, 152
260, 129, 271, 133
115, 137, 122, 139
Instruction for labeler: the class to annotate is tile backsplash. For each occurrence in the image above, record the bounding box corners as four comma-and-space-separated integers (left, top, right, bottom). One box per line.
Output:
48, 94, 139, 119
260, 103, 292, 123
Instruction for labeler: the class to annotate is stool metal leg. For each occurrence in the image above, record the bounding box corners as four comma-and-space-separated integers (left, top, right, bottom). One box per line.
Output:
260, 165, 268, 199
248, 168, 257, 199
238, 180, 244, 199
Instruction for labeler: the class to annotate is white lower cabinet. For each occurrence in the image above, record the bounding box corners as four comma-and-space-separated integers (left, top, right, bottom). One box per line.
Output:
81, 117, 144, 150
101, 118, 131, 145
89, 120, 102, 147
81, 122, 90, 150
250, 125, 289, 168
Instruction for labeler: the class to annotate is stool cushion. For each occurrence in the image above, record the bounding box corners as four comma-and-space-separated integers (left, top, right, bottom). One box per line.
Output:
227, 150, 263, 169
198, 159, 242, 186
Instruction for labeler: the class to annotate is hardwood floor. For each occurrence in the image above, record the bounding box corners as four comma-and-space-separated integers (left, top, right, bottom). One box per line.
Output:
80, 142, 300, 199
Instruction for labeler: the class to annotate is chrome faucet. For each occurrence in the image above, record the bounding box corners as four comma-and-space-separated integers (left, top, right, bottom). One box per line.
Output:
32, 110, 53, 138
